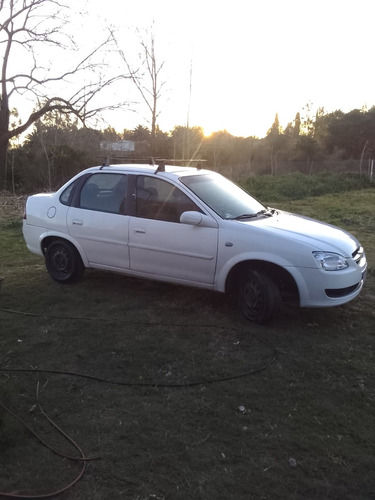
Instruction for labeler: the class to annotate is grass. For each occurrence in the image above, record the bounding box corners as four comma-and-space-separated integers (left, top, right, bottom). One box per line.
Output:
0, 181, 375, 499
242, 172, 374, 202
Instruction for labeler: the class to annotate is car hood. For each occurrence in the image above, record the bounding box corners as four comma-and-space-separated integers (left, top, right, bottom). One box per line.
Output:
243, 211, 359, 256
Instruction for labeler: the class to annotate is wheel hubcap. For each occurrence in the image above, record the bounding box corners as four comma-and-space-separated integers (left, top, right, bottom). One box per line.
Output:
52, 248, 70, 274
243, 278, 264, 316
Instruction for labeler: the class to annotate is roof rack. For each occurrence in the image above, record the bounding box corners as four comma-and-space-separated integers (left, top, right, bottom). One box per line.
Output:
153, 159, 165, 174
99, 157, 207, 171
100, 156, 111, 168
151, 158, 208, 174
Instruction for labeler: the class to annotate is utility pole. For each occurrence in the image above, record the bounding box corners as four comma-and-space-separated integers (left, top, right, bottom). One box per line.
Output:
183, 59, 193, 160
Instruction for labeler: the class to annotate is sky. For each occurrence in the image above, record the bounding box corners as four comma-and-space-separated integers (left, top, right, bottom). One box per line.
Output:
14, 0, 375, 139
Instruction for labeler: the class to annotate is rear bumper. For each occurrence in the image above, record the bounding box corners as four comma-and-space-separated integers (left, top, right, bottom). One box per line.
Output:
22, 222, 44, 257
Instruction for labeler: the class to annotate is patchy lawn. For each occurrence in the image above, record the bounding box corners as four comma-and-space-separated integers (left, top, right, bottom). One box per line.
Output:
1, 190, 374, 499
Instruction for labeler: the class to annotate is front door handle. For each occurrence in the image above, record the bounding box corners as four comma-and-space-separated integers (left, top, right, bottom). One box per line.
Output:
134, 227, 146, 234
72, 219, 83, 225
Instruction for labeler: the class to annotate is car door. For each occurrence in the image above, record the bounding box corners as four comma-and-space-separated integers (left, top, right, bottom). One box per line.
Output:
128, 175, 218, 284
67, 172, 130, 270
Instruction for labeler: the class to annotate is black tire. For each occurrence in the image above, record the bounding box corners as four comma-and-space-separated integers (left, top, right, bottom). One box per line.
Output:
239, 269, 281, 324
45, 240, 84, 284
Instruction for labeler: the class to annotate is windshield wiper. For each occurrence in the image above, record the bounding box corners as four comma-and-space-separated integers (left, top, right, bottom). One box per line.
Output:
230, 213, 258, 220
229, 208, 277, 220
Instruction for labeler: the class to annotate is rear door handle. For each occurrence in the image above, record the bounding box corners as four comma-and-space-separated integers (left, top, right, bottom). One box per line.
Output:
134, 227, 146, 234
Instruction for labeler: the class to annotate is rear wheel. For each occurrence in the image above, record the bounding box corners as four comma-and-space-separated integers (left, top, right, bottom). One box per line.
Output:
239, 269, 281, 324
45, 240, 84, 284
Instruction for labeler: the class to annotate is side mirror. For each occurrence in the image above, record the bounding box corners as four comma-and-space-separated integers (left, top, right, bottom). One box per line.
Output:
180, 211, 218, 228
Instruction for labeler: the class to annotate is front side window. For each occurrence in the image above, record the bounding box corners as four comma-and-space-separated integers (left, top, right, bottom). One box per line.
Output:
181, 173, 265, 219
136, 176, 200, 222
79, 173, 127, 214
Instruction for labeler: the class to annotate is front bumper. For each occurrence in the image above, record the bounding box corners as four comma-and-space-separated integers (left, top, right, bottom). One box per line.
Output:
295, 259, 367, 308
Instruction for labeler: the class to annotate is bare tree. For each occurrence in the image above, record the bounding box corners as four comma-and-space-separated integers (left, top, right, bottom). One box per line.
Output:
0, 0, 128, 189
115, 28, 166, 155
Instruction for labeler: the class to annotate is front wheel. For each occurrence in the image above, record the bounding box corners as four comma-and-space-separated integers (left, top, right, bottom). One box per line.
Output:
45, 240, 84, 284
239, 269, 281, 324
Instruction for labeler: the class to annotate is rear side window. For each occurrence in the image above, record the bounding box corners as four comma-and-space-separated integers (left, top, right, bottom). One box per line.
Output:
60, 180, 78, 206
79, 173, 127, 214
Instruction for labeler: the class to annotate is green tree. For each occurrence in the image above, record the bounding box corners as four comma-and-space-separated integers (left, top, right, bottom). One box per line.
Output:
171, 126, 204, 161
323, 108, 375, 159
300, 102, 316, 136
266, 113, 286, 175
268, 113, 281, 136
129, 125, 151, 142
293, 112, 301, 137
15, 111, 101, 190
295, 135, 319, 173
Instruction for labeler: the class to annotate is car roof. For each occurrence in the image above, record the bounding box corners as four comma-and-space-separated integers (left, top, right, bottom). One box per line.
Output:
84, 163, 212, 180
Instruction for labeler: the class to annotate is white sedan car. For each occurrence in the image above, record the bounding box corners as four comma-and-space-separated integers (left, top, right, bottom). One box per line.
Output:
23, 162, 367, 323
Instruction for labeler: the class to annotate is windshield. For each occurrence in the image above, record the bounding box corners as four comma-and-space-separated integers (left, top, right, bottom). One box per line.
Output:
181, 173, 265, 219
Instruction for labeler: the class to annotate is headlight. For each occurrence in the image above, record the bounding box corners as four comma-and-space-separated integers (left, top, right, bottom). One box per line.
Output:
313, 251, 349, 271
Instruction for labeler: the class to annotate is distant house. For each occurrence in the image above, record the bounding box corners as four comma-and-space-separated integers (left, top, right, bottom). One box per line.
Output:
100, 140, 135, 153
